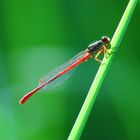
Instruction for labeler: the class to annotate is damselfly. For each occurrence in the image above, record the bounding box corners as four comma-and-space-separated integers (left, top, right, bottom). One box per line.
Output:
20, 36, 111, 104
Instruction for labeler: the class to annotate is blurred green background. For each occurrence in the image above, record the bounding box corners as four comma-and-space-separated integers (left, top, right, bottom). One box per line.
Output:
0, 0, 140, 139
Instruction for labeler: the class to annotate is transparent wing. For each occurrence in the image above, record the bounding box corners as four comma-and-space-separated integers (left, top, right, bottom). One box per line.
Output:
38, 51, 89, 91
19, 50, 91, 104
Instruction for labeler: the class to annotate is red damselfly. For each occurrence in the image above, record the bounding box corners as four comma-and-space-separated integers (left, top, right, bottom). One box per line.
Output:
20, 36, 110, 104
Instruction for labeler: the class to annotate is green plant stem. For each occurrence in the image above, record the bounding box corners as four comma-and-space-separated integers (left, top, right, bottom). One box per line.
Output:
68, 0, 138, 140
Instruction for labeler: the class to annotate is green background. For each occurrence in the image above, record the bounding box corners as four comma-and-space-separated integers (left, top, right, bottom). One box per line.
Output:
0, 0, 140, 139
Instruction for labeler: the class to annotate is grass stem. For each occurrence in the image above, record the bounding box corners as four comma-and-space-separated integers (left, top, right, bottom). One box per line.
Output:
68, 0, 138, 139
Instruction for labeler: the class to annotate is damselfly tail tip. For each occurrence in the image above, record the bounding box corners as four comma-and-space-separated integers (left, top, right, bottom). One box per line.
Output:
19, 86, 42, 105
19, 97, 26, 105
19, 100, 23, 105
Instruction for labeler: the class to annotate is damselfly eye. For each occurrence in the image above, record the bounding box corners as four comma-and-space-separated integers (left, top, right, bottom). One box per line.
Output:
102, 36, 110, 44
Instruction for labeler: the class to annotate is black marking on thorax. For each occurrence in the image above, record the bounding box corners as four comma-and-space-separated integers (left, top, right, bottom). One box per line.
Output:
87, 40, 103, 54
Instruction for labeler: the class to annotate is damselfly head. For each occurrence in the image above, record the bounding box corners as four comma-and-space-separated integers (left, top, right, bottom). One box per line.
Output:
101, 36, 110, 45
